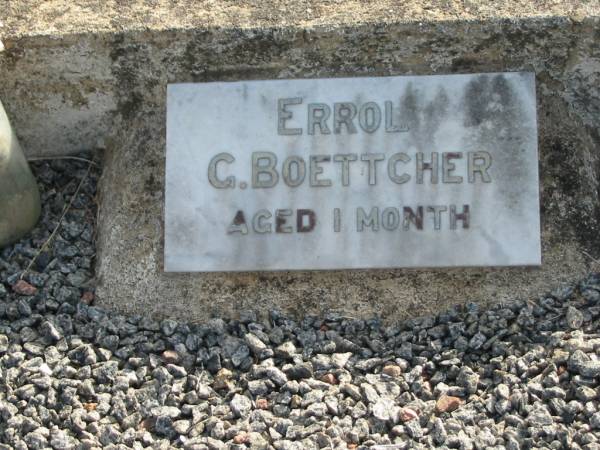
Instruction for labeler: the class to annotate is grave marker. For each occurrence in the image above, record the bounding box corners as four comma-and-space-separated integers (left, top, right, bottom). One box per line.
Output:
165, 73, 541, 272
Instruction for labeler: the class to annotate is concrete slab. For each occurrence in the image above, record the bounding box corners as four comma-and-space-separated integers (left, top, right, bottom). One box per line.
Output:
1, 3, 599, 322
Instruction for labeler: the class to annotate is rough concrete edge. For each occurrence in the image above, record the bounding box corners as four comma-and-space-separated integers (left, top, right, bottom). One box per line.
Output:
1, 15, 598, 158
91, 14, 596, 324
2, 14, 599, 41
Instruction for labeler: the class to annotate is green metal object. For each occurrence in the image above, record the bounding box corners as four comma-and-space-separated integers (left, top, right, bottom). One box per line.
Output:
0, 100, 41, 248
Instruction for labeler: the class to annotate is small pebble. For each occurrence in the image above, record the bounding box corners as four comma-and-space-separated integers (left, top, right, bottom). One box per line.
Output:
436, 395, 463, 413
12, 280, 37, 296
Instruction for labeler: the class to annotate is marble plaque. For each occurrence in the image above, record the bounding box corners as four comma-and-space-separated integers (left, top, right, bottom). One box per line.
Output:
165, 72, 541, 272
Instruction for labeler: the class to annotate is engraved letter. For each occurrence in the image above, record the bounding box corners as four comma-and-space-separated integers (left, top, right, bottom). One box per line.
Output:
450, 204, 470, 229
282, 156, 306, 187
388, 152, 411, 184
333, 154, 357, 186
297, 209, 316, 232
468, 151, 492, 183
403, 206, 424, 230
252, 152, 279, 188
357, 207, 379, 232
208, 153, 235, 189
416, 152, 439, 184
334, 102, 358, 134
278, 98, 302, 135
227, 210, 248, 235
361, 153, 385, 185
333, 208, 341, 232
427, 205, 447, 231
382, 207, 400, 231
358, 102, 382, 133
310, 155, 332, 187
276, 209, 293, 233
442, 152, 463, 184
308, 103, 331, 135
385, 101, 406, 132
252, 209, 272, 233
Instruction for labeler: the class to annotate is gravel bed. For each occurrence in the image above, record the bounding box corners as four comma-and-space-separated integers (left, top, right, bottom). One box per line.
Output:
2, 157, 600, 449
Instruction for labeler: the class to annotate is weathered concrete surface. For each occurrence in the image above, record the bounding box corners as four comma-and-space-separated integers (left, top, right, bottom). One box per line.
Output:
1, 3, 599, 322
1, 1, 597, 157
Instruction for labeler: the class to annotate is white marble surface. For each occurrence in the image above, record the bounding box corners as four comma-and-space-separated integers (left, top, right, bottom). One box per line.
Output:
165, 73, 540, 272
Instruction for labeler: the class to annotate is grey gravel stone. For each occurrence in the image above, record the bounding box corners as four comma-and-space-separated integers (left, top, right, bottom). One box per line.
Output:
230, 394, 252, 418
457, 367, 479, 395
264, 366, 287, 386
245, 333, 267, 355
155, 416, 175, 438
173, 419, 191, 435
49, 429, 77, 450
579, 361, 600, 378
2, 157, 600, 450
68, 344, 97, 365
468, 332, 487, 350
527, 404, 554, 427
566, 306, 585, 330
283, 363, 313, 380
40, 321, 62, 341
431, 417, 447, 445
275, 342, 297, 359
0, 334, 7, 353
248, 379, 270, 396
372, 398, 398, 422
161, 319, 178, 336
151, 406, 181, 419
576, 386, 597, 402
